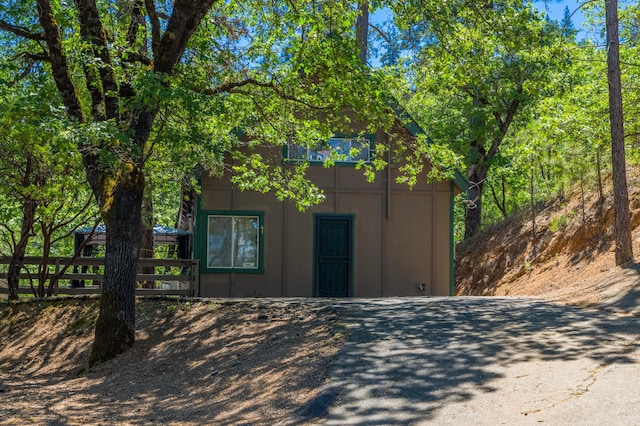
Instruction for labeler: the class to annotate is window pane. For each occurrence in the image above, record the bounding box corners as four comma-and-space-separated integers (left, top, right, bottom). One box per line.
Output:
287, 143, 307, 161
208, 216, 232, 268
350, 138, 370, 162
233, 217, 259, 268
288, 138, 371, 163
328, 138, 350, 161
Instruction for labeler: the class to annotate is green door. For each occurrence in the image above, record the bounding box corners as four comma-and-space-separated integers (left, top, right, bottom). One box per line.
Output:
314, 215, 353, 297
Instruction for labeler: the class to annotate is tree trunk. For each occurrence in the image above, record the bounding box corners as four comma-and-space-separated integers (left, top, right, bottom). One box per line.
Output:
596, 147, 604, 208
356, 1, 369, 63
605, 0, 634, 265
581, 171, 586, 226
7, 199, 37, 300
464, 163, 488, 240
488, 176, 507, 218
462, 93, 519, 241
37, 226, 51, 298
89, 165, 144, 366
530, 163, 536, 238
31, 0, 217, 365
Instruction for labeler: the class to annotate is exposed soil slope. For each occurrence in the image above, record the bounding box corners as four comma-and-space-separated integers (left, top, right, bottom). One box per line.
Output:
455, 169, 640, 312
0, 298, 345, 425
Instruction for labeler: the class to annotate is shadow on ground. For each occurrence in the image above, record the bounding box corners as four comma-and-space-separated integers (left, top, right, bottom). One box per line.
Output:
0, 299, 343, 425
594, 263, 640, 314
291, 297, 639, 425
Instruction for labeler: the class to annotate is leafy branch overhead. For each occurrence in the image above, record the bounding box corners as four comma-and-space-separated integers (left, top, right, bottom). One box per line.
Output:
0, 0, 394, 365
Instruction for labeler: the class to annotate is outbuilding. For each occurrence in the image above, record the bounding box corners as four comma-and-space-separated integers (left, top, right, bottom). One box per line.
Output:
193, 113, 467, 297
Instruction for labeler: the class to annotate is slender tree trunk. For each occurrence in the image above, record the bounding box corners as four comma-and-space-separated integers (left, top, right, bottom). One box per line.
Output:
37, 227, 51, 298
488, 178, 507, 218
7, 199, 37, 300
530, 163, 536, 238
356, 1, 369, 63
596, 147, 604, 207
89, 165, 144, 365
581, 171, 586, 226
605, 0, 633, 265
464, 163, 488, 239
501, 176, 507, 216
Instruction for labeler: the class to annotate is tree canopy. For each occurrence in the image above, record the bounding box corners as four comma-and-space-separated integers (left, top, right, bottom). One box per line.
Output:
0, 0, 397, 364
2, 0, 640, 362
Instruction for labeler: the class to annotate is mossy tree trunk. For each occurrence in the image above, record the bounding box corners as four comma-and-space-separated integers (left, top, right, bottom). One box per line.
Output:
29, 0, 218, 366
89, 165, 144, 365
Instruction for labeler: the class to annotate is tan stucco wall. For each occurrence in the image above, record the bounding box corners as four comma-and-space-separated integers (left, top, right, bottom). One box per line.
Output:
197, 159, 454, 298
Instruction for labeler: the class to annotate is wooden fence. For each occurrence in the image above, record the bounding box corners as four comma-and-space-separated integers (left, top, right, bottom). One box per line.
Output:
0, 257, 199, 297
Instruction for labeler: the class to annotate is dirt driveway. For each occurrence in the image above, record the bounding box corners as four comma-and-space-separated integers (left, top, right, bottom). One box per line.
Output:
289, 297, 640, 425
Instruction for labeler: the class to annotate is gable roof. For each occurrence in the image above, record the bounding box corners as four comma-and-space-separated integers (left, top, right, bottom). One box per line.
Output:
387, 97, 469, 192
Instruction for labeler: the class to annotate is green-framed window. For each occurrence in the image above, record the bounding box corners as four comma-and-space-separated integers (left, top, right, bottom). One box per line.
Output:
287, 136, 372, 164
204, 211, 264, 272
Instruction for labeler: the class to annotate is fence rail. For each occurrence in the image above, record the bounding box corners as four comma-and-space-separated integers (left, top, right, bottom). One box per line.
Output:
0, 257, 199, 297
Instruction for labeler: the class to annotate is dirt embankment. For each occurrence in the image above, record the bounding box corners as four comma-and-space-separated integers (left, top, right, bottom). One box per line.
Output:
0, 298, 345, 425
455, 171, 640, 310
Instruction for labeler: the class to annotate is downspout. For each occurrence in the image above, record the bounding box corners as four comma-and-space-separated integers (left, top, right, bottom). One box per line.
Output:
449, 181, 455, 296
230, 178, 236, 296
195, 195, 202, 297
383, 137, 391, 296
282, 199, 287, 296
387, 148, 391, 219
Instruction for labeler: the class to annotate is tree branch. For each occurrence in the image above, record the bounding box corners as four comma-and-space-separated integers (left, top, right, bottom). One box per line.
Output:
16, 52, 50, 62
49, 196, 96, 244
153, 0, 217, 73
121, 52, 152, 66
369, 23, 394, 47
197, 78, 327, 110
144, 0, 161, 58
126, 0, 145, 47
127, 0, 217, 155
7, 52, 51, 86
0, 19, 45, 41
35, 0, 85, 123
74, 0, 119, 120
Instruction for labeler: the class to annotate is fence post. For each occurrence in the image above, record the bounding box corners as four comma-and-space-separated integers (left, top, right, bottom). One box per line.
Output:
192, 260, 199, 297
54, 258, 60, 296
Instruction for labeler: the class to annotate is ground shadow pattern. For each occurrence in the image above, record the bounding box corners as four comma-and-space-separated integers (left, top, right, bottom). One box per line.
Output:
292, 298, 639, 425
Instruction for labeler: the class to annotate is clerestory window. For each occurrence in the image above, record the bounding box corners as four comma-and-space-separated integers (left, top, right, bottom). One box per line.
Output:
287, 137, 372, 163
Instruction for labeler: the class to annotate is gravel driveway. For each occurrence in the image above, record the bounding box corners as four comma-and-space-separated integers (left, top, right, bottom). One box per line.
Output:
289, 297, 640, 425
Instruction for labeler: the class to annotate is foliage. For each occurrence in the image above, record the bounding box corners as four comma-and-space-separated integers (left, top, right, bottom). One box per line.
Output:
376, 0, 568, 239
0, 0, 401, 364
0, 72, 97, 297
3, 0, 640, 360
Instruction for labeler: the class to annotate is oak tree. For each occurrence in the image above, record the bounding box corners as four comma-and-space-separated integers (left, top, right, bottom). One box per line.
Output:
381, 0, 566, 239
0, 0, 387, 365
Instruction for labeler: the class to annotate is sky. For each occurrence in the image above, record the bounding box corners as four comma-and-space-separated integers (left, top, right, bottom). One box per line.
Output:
534, 0, 588, 38
371, 1, 590, 39
368, 0, 594, 67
